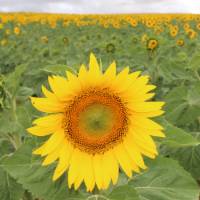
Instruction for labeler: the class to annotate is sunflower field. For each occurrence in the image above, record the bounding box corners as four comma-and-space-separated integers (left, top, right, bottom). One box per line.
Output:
0, 13, 200, 200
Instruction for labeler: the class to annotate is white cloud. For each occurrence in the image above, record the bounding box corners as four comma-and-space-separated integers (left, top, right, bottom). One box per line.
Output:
0, 0, 200, 13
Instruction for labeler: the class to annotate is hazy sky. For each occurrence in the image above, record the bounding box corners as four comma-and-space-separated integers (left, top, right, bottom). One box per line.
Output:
0, 0, 199, 14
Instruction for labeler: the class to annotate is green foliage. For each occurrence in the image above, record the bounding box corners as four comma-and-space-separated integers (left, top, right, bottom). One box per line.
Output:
0, 167, 24, 200
130, 157, 199, 200
0, 19, 200, 199
0, 139, 199, 200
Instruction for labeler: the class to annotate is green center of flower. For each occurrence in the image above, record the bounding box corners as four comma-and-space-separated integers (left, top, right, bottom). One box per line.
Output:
79, 103, 114, 136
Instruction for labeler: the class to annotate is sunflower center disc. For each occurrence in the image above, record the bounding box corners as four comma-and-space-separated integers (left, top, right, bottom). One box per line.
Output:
64, 89, 128, 154
79, 103, 115, 137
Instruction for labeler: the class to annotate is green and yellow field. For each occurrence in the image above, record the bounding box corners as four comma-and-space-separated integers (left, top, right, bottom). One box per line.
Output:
0, 13, 200, 200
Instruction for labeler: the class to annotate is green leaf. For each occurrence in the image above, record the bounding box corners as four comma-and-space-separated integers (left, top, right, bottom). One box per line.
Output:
16, 86, 33, 102
0, 139, 14, 158
41, 64, 76, 76
164, 83, 200, 127
87, 185, 140, 200
130, 157, 200, 200
0, 139, 89, 200
161, 121, 200, 147
160, 121, 200, 180
5, 64, 27, 95
0, 167, 24, 200
107, 185, 140, 200
190, 52, 200, 70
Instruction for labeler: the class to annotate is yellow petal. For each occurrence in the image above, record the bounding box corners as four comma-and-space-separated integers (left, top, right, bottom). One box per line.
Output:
78, 64, 89, 87
68, 149, 82, 189
33, 113, 63, 127
42, 141, 64, 166
89, 53, 101, 73
66, 70, 77, 82
78, 64, 87, 77
130, 117, 164, 130
133, 110, 165, 118
66, 71, 82, 92
48, 76, 72, 100
123, 133, 147, 169
128, 75, 150, 95
53, 141, 74, 181
73, 151, 85, 190
113, 144, 133, 178
104, 151, 119, 185
33, 129, 65, 156
133, 126, 165, 138
117, 71, 141, 93
27, 126, 53, 136
150, 130, 165, 137
123, 92, 155, 103
114, 67, 129, 84
41, 85, 58, 101
130, 102, 165, 112
138, 85, 156, 95
103, 61, 116, 82
30, 97, 64, 113
93, 154, 103, 190
87, 53, 102, 86
131, 129, 158, 157
83, 153, 95, 192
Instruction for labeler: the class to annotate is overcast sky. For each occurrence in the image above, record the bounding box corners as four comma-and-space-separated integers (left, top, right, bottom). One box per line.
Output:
0, 0, 199, 14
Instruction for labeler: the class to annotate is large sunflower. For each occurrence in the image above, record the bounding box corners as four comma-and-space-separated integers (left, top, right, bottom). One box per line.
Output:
27, 53, 165, 191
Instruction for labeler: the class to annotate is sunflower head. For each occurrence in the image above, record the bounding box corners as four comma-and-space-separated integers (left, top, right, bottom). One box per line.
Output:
1, 39, 7, 46
27, 53, 165, 192
41, 36, 48, 44
176, 39, 184, 46
196, 23, 200, 30
147, 39, 158, 50
0, 23, 3, 29
14, 27, 20, 35
187, 29, 197, 39
170, 28, 178, 37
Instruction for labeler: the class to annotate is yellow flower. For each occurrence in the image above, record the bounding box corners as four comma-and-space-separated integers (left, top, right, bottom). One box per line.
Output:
127, 17, 138, 27
27, 53, 165, 192
176, 39, 184, 46
187, 29, 197, 39
1, 39, 7, 46
5, 29, 10, 35
41, 36, 48, 43
141, 34, 148, 43
50, 21, 57, 29
0, 23, 3, 29
170, 29, 178, 37
196, 23, 200, 30
112, 21, 120, 29
145, 20, 156, 28
169, 25, 178, 37
147, 39, 158, 50
183, 23, 190, 31
154, 26, 163, 35
14, 27, 20, 35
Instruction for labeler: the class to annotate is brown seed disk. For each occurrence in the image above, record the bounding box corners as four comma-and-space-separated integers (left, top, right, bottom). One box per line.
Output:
63, 88, 129, 154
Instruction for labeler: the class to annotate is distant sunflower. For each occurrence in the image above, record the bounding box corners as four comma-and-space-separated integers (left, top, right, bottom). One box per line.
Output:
27, 53, 165, 192
176, 39, 184, 46
147, 39, 158, 50
14, 27, 20, 35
